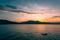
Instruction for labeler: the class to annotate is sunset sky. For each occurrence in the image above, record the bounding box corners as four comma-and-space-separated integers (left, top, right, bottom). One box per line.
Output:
0, 0, 60, 22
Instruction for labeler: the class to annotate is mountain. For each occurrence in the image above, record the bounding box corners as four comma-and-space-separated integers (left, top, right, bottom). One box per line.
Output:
19, 20, 60, 24
0, 19, 18, 24
19, 21, 41, 24
0, 19, 60, 24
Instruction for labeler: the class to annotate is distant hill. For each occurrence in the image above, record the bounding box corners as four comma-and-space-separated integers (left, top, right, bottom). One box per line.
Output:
0, 19, 60, 24
19, 20, 60, 24
19, 21, 41, 24
0, 19, 18, 24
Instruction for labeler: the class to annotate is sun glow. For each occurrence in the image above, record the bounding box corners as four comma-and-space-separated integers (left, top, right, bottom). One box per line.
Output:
38, 19, 45, 22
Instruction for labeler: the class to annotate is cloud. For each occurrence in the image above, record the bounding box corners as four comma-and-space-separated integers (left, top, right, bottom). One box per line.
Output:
0, 5, 17, 9
44, 16, 60, 22
0, 4, 59, 15
21, 4, 60, 15
6, 5, 17, 9
0, 5, 40, 14
50, 16, 60, 18
0, 5, 5, 10
0, 5, 18, 12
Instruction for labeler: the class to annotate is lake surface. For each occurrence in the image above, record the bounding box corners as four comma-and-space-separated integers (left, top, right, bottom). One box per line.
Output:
0, 24, 60, 40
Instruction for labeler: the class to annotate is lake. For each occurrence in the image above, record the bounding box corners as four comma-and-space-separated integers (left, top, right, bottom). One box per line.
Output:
0, 24, 60, 40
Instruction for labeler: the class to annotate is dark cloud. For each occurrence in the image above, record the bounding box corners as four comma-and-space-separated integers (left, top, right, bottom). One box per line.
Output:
0, 5, 37, 14
0, 5, 5, 10
8, 10, 27, 12
0, 5, 42, 14
6, 5, 17, 9
7, 10, 38, 14
52, 16, 60, 18
0, 5, 17, 10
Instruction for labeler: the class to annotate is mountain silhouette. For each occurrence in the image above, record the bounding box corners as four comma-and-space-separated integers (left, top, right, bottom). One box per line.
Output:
19, 21, 41, 24
19, 20, 60, 24
0, 19, 18, 24
0, 19, 60, 24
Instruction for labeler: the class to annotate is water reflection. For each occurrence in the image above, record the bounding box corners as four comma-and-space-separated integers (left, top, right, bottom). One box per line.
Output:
12, 24, 60, 34
0, 24, 60, 40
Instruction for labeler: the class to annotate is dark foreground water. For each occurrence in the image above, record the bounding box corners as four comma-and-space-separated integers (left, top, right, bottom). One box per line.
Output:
0, 24, 60, 40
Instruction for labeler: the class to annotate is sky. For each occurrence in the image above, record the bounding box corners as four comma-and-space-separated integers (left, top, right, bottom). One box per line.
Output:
0, 0, 60, 22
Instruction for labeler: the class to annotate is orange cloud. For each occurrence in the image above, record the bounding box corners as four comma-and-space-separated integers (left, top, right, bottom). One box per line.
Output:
44, 16, 60, 22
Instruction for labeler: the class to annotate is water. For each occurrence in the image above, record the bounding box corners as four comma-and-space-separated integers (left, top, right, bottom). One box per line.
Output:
0, 24, 60, 40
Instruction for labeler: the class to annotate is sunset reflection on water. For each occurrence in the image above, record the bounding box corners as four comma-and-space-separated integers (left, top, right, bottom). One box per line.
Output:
0, 24, 60, 40
12, 24, 60, 35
